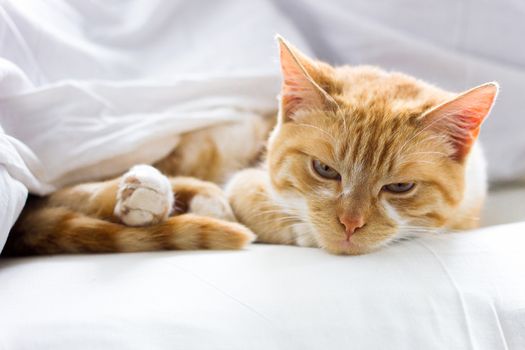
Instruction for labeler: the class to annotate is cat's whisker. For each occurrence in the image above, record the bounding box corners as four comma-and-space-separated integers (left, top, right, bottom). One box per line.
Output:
249, 204, 304, 217
410, 151, 449, 156
249, 208, 296, 216
394, 136, 449, 162
395, 134, 449, 163
396, 160, 440, 167
397, 111, 459, 156
397, 224, 441, 232
336, 108, 348, 135
401, 151, 449, 159
251, 213, 301, 224
295, 123, 337, 143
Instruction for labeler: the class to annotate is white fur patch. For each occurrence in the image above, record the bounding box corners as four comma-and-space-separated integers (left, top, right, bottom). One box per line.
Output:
267, 186, 319, 246
268, 187, 309, 220
458, 142, 487, 214
314, 186, 335, 198
115, 165, 174, 226
342, 162, 363, 196
189, 194, 235, 221
292, 222, 319, 247
383, 200, 406, 226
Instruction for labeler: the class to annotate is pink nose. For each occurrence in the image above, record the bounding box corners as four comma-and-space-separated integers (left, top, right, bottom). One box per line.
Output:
338, 214, 365, 240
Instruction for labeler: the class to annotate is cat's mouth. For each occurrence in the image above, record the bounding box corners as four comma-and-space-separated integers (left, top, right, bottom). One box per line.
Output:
338, 239, 362, 251
317, 225, 398, 255
310, 215, 397, 255
321, 235, 374, 255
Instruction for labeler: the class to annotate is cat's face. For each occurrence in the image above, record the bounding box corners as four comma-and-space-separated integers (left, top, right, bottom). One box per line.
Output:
267, 37, 497, 255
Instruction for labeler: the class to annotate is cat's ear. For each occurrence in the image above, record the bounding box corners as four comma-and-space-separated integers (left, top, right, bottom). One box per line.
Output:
421, 82, 498, 161
276, 35, 337, 122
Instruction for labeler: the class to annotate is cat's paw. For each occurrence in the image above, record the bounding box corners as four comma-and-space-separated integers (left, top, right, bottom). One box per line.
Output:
115, 165, 174, 226
189, 192, 236, 222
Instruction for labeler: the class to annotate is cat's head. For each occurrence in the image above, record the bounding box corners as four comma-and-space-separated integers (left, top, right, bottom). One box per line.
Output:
266, 36, 498, 255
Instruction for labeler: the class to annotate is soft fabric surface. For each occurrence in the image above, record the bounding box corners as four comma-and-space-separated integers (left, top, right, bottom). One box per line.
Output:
1, 222, 524, 349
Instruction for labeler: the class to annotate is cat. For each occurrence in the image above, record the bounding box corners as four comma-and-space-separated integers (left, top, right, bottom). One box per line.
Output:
227, 37, 497, 255
2, 36, 498, 256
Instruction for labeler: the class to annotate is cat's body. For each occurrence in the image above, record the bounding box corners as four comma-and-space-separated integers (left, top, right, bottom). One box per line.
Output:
3, 37, 497, 256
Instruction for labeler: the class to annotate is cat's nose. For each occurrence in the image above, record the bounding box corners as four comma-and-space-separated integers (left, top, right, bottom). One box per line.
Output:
338, 214, 365, 240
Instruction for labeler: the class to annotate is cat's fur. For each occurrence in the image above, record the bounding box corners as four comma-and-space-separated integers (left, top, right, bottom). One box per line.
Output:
3, 36, 497, 256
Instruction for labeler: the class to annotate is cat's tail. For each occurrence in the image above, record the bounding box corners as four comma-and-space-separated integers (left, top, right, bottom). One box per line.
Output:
3, 207, 256, 256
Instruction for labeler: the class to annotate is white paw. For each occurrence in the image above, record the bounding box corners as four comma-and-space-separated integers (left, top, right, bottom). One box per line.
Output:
115, 165, 174, 226
189, 194, 236, 221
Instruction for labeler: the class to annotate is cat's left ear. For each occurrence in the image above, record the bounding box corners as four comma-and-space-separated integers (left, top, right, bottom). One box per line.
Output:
277, 35, 338, 122
421, 82, 499, 161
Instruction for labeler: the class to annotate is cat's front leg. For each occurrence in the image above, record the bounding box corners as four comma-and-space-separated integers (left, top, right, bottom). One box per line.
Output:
225, 168, 300, 245
114, 165, 174, 226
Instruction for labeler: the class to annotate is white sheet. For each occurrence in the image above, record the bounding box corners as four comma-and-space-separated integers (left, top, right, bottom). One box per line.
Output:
1, 222, 524, 349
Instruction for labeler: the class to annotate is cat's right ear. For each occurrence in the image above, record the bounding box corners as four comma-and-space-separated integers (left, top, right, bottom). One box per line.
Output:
276, 35, 337, 122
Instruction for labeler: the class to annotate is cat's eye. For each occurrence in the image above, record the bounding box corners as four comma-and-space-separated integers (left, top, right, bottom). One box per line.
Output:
312, 159, 341, 180
383, 182, 415, 193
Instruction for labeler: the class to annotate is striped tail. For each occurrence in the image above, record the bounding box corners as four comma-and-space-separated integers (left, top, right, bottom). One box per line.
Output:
3, 207, 256, 256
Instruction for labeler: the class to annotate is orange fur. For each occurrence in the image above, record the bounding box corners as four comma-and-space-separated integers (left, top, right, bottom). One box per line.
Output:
154, 113, 275, 184
5, 36, 497, 257
4, 174, 255, 256
226, 36, 497, 255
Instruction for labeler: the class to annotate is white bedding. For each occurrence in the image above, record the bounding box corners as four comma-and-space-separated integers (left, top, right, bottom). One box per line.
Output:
1, 222, 524, 349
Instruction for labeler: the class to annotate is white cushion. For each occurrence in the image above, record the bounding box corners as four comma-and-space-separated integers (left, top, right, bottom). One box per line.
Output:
1, 222, 524, 349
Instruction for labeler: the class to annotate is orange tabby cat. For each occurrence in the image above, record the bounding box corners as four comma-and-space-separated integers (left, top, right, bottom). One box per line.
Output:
3, 36, 497, 256
227, 37, 497, 255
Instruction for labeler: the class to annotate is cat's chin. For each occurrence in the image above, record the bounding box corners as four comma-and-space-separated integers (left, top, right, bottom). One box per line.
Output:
321, 238, 377, 256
